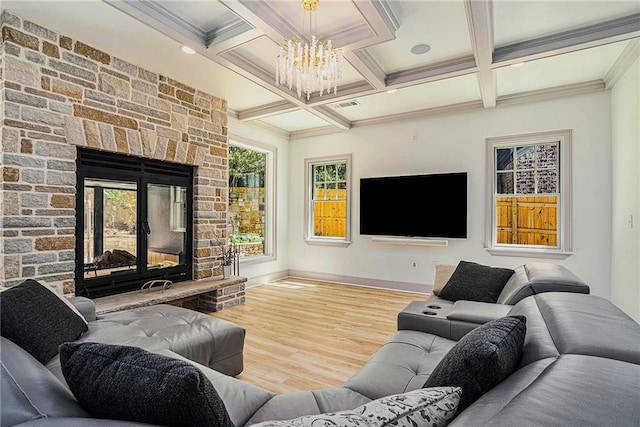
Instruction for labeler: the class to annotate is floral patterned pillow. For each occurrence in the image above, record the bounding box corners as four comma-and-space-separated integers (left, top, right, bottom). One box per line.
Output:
251, 387, 461, 427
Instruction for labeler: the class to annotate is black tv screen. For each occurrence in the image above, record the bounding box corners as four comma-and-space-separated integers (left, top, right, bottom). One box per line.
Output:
360, 172, 467, 239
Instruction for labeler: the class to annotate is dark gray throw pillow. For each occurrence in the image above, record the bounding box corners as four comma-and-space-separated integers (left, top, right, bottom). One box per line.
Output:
0, 279, 88, 364
438, 261, 514, 303
59, 342, 234, 427
423, 315, 526, 413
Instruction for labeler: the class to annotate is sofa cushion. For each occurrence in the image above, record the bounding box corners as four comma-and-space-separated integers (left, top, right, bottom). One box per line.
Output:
0, 337, 89, 426
438, 261, 514, 303
423, 315, 526, 413
251, 387, 461, 427
433, 263, 457, 296
59, 342, 233, 427
0, 279, 88, 364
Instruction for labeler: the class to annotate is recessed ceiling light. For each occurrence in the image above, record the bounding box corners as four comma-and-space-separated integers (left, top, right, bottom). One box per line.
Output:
510, 62, 525, 68
410, 43, 431, 55
386, 89, 398, 94
181, 46, 196, 55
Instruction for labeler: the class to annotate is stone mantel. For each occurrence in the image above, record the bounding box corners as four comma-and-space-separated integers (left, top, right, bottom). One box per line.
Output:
94, 276, 247, 315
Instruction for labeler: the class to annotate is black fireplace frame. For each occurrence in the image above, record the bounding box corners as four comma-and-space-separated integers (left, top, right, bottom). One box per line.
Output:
75, 148, 193, 298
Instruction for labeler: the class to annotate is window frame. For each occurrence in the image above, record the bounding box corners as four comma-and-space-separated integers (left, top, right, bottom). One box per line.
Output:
485, 129, 573, 258
304, 154, 352, 247
228, 137, 277, 264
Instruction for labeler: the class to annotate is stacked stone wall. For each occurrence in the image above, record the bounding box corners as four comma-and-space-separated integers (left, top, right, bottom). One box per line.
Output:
0, 11, 230, 293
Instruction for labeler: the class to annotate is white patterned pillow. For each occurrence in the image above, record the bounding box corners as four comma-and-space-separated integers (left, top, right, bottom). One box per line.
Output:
252, 387, 461, 427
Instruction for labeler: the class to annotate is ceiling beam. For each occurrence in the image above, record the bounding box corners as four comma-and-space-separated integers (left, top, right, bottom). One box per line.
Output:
385, 56, 478, 87
238, 101, 299, 121
465, 0, 496, 108
493, 13, 640, 66
311, 106, 352, 130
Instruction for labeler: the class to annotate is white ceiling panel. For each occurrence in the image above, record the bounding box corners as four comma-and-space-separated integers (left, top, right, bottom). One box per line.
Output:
365, 0, 472, 73
259, 110, 332, 132
328, 74, 482, 121
494, 0, 640, 46
496, 40, 630, 96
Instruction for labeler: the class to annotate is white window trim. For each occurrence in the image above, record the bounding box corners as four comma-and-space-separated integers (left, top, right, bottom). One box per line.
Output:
304, 154, 352, 247
485, 129, 573, 259
228, 135, 277, 263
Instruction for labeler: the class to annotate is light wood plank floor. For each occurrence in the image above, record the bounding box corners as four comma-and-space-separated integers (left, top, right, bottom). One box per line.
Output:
204, 278, 425, 394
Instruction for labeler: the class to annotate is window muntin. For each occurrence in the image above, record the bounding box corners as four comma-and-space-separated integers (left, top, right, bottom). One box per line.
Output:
486, 130, 572, 256
305, 155, 352, 245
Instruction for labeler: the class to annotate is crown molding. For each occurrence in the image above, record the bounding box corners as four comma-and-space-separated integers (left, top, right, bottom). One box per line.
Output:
497, 80, 606, 107
493, 13, 640, 65
604, 39, 640, 89
289, 126, 344, 140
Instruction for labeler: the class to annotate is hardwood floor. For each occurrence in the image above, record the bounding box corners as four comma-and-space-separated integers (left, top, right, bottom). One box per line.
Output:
205, 278, 425, 394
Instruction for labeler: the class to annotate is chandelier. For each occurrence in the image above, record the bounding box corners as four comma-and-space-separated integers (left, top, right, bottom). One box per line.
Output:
275, 0, 344, 100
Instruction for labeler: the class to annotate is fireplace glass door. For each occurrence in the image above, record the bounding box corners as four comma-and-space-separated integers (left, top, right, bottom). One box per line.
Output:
76, 149, 193, 298
83, 179, 138, 278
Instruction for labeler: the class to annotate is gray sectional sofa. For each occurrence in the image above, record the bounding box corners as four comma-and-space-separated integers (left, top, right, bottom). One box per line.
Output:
3, 289, 639, 426
399, 262, 590, 340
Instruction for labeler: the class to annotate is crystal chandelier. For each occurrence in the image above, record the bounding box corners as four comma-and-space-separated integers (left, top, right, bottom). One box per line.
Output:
276, 0, 344, 100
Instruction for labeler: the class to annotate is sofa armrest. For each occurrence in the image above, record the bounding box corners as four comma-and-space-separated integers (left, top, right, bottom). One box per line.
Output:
497, 263, 589, 305
446, 301, 513, 324
68, 296, 96, 322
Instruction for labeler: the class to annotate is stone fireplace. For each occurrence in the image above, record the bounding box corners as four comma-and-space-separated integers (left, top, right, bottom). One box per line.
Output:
1, 11, 238, 303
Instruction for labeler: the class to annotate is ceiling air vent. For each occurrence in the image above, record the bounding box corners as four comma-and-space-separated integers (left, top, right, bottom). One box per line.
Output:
332, 100, 360, 108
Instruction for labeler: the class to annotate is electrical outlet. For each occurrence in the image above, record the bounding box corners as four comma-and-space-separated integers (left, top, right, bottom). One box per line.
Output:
300, 251, 305, 259
411, 260, 418, 269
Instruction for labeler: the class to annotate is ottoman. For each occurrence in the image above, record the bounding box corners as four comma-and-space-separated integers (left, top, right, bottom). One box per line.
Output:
65, 304, 244, 376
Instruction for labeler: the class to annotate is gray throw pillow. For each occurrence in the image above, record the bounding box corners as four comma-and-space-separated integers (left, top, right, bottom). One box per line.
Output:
423, 315, 526, 413
0, 279, 88, 364
59, 342, 233, 427
438, 261, 514, 303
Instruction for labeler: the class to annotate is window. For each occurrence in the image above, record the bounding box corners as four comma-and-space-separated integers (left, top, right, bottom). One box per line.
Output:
228, 141, 275, 260
305, 154, 352, 246
486, 130, 572, 257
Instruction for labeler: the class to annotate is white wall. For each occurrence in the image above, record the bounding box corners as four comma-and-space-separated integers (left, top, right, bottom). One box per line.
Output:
287, 91, 613, 299
227, 118, 290, 286
611, 57, 640, 321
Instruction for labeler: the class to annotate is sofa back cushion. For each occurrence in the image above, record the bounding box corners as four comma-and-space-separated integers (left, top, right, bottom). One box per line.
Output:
0, 337, 89, 425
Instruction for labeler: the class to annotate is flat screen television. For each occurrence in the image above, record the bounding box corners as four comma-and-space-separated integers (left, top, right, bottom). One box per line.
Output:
360, 172, 467, 239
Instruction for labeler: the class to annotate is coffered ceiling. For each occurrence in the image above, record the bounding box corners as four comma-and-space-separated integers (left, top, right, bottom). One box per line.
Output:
4, 0, 640, 138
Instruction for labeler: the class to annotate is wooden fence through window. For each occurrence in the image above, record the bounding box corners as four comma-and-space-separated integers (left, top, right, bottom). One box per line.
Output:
313, 189, 346, 237
496, 195, 557, 246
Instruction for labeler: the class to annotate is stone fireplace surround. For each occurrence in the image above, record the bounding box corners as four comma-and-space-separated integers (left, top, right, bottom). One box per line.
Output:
1, 11, 243, 308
